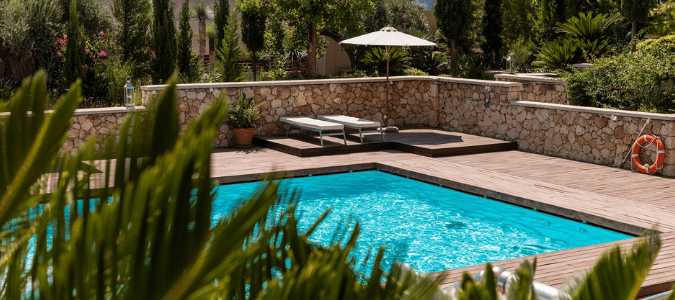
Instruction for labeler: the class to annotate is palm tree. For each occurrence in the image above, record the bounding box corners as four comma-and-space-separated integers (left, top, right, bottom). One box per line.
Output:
192, 0, 212, 63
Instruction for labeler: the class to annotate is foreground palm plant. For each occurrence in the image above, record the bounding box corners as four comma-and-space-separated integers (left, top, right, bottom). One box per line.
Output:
0, 71, 445, 299
1, 71, 674, 300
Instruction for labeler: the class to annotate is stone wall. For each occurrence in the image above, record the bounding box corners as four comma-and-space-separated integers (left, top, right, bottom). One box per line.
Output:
141, 77, 522, 148
495, 74, 567, 104
436, 89, 675, 176
132, 76, 675, 177
64, 107, 143, 153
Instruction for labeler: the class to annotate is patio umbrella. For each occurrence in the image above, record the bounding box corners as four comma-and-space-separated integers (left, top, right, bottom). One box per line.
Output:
340, 27, 436, 130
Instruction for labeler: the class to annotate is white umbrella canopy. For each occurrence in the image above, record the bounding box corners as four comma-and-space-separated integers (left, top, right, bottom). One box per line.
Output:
340, 27, 437, 47
340, 27, 437, 129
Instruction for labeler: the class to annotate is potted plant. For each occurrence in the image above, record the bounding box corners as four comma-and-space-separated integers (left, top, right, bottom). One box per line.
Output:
228, 92, 262, 148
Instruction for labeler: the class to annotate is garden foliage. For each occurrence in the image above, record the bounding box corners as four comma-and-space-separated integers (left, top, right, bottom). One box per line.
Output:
151, 0, 177, 83
64, 0, 85, 85
360, 47, 411, 76
112, 0, 152, 78
238, 0, 267, 81
435, 0, 474, 54
213, 0, 230, 51
481, 0, 504, 65
216, 18, 246, 82
227, 92, 262, 129
0, 71, 448, 299
177, 0, 193, 79
565, 49, 675, 112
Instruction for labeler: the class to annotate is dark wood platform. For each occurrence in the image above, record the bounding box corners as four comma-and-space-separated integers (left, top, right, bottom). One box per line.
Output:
253, 129, 518, 157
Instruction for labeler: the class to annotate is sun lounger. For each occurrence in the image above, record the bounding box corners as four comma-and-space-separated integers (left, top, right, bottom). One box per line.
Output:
280, 117, 347, 146
317, 115, 384, 143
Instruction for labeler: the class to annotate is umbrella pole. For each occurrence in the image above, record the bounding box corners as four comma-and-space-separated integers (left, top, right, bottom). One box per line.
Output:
386, 45, 390, 128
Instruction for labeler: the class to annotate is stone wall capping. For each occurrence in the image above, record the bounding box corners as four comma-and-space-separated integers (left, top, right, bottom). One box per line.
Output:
140, 76, 523, 91
511, 100, 675, 121
73, 106, 147, 116
495, 74, 567, 84
0, 106, 146, 118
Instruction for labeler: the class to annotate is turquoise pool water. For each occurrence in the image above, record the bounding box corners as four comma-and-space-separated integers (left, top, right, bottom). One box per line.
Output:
213, 170, 632, 274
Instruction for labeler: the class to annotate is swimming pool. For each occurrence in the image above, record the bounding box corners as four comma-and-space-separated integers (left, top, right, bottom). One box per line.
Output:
213, 170, 632, 274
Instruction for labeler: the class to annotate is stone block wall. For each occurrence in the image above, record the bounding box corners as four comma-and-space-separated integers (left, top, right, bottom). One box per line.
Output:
495, 74, 567, 104
141, 77, 521, 148
64, 107, 144, 154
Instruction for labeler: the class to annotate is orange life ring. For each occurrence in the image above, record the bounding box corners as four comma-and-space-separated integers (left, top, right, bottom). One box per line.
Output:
631, 134, 665, 174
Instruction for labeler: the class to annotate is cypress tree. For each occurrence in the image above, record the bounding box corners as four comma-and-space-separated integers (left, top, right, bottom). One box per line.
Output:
213, 0, 230, 51
481, 0, 503, 65
435, 0, 474, 56
178, 0, 193, 78
65, 0, 85, 85
152, 0, 178, 83
238, 0, 266, 81
113, 0, 152, 77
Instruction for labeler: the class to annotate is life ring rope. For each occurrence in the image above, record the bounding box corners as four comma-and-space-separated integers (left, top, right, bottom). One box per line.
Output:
631, 134, 665, 175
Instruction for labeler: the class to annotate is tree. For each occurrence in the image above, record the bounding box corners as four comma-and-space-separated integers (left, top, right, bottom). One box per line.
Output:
216, 17, 246, 82
619, 0, 656, 51
362, 0, 429, 33
113, 0, 152, 77
152, 0, 178, 83
435, 0, 474, 55
501, 0, 536, 45
481, 0, 504, 65
65, 0, 85, 85
213, 0, 230, 52
238, 0, 267, 81
274, 0, 373, 77
192, 1, 211, 62
178, 0, 193, 77
539, 0, 558, 40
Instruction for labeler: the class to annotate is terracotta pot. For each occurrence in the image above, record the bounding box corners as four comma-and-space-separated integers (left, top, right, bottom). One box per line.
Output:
233, 128, 255, 149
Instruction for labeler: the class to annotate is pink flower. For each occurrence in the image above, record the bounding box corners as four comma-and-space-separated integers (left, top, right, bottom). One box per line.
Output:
99, 50, 107, 57
85, 48, 89, 54
57, 52, 62, 56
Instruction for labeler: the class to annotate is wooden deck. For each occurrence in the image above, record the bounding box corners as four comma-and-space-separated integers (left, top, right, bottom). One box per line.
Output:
253, 129, 517, 157
210, 145, 675, 297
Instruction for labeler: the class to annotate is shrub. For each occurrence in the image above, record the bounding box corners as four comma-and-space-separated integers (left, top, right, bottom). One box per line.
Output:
506, 38, 534, 71
105, 57, 135, 105
360, 47, 410, 76
402, 68, 429, 76
637, 35, 675, 54
445, 52, 490, 79
532, 38, 580, 70
0, 0, 62, 58
411, 50, 448, 75
564, 51, 675, 112
0, 79, 19, 101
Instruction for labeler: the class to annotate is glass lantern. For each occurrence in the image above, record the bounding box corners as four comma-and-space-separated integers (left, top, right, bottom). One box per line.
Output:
124, 76, 135, 108
506, 54, 516, 73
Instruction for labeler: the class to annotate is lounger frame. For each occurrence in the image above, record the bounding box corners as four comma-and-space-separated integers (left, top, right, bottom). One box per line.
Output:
284, 123, 347, 146
317, 116, 385, 143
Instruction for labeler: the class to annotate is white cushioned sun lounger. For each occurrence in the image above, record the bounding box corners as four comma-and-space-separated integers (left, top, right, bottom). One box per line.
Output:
280, 117, 347, 146
317, 115, 384, 143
